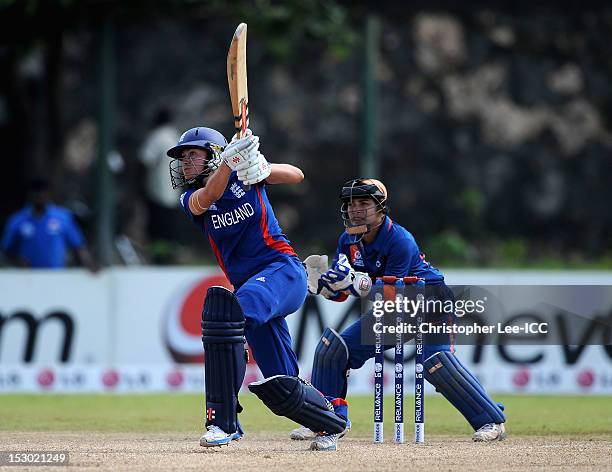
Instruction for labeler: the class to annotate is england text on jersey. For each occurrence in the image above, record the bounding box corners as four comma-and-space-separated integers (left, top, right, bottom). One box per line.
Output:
210, 202, 254, 229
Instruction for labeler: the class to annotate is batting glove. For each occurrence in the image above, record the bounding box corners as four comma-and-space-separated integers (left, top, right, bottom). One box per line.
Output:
236, 151, 271, 185
222, 133, 260, 171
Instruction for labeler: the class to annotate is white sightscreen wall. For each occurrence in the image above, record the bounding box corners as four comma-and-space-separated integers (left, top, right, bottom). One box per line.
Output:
0, 268, 611, 393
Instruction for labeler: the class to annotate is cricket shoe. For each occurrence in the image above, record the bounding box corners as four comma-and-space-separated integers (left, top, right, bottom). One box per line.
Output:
290, 426, 316, 440
472, 423, 506, 442
199, 425, 243, 447
310, 433, 340, 451
290, 419, 351, 441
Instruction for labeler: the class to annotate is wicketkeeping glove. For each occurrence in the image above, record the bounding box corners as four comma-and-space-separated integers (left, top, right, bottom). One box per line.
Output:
304, 254, 328, 294
318, 284, 343, 300
319, 253, 372, 298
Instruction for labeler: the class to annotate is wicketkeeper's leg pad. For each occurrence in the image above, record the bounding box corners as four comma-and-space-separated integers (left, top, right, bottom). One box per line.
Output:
202, 286, 248, 434
248, 375, 347, 435
311, 327, 350, 399
424, 351, 506, 430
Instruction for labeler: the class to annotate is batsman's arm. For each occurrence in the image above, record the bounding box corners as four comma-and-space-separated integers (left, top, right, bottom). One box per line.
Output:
265, 163, 304, 185
188, 164, 233, 215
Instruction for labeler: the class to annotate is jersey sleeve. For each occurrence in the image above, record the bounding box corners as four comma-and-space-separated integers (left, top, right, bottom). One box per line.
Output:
179, 189, 197, 221
63, 212, 85, 249
1, 215, 20, 254
385, 233, 418, 277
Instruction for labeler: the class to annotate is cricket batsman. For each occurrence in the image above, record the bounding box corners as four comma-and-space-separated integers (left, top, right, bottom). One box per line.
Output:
290, 178, 507, 449
166, 127, 347, 449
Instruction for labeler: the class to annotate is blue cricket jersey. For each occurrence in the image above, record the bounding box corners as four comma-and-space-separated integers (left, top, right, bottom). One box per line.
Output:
1, 204, 85, 268
333, 216, 445, 285
180, 172, 298, 287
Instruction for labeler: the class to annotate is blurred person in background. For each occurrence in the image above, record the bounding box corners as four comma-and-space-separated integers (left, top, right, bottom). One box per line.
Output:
139, 107, 181, 246
1, 178, 97, 271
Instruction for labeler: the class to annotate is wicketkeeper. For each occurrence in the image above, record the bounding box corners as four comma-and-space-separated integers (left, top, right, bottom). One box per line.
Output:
291, 178, 507, 449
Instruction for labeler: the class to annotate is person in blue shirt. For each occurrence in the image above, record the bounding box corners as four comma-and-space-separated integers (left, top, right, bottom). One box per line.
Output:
166, 127, 347, 450
1, 178, 97, 270
291, 178, 506, 449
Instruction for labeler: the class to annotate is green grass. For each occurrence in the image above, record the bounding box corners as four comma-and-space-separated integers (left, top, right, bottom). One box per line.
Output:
1, 394, 611, 437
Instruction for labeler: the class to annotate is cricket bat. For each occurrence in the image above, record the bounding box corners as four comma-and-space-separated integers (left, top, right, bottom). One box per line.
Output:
227, 23, 249, 139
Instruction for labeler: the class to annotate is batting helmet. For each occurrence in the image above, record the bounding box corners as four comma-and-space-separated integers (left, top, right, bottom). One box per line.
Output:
167, 127, 228, 188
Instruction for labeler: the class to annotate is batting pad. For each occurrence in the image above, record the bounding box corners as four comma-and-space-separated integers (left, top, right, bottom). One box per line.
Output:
202, 286, 247, 434
249, 375, 347, 435
424, 351, 506, 430
311, 327, 350, 399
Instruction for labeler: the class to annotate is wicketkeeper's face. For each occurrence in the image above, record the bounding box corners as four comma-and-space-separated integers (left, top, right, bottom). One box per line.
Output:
347, 197, 383, 227
180, 148, 209, 181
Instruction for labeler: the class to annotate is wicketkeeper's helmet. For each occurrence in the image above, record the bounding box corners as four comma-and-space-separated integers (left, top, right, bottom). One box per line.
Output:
339, 178, 388, 238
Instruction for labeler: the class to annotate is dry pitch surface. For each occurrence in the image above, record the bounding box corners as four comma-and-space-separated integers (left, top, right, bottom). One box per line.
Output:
1, 432, 611, 471
1, 395, 611, 471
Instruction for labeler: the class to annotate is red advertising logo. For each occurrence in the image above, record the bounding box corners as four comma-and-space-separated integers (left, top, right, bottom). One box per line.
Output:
166, 369, 184, 388
102, 369, 120, 389
577, 369, 595, 388
37, 368, 55, 389
512, 368, 530, 387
